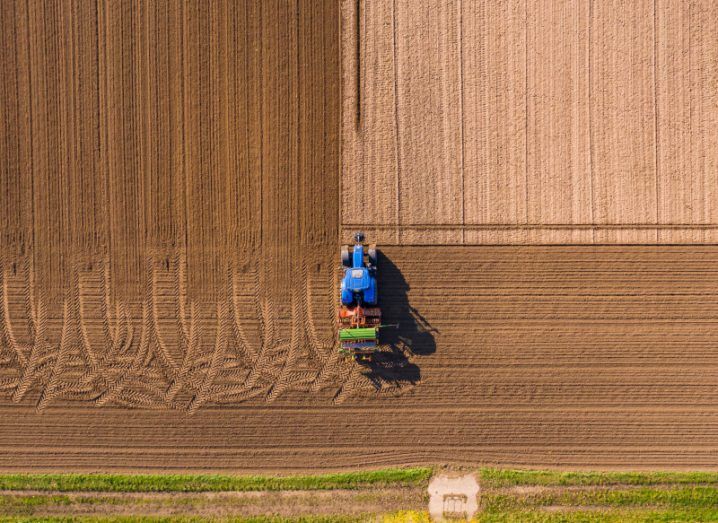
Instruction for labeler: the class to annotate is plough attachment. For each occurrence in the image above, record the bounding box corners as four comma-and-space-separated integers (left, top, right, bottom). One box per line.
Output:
338, 307, 383, 360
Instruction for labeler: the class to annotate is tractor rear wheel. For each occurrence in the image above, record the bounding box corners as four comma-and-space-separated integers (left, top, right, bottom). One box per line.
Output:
341, 245, 351, 267
368, 244, 378, 267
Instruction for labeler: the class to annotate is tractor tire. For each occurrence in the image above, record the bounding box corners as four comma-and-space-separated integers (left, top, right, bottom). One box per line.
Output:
341, 245, 351, 267
368, 244, 378, 267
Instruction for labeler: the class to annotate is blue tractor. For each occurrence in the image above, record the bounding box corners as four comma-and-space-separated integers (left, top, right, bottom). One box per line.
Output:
338, 232, 382, 360
340, 232, 378, 306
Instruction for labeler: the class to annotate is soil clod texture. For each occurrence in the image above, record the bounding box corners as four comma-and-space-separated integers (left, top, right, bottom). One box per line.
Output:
2, 0, 718, 472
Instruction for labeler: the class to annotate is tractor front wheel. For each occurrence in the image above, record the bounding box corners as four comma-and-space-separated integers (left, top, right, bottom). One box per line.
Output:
341, 245, 351, 267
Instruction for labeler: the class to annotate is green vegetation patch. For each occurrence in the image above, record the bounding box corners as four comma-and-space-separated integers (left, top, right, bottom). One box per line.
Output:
482, 486, 718, 512
345, 510, 718, 523
476, 508, 718, 523
480, 468, 718, 488
0, 517, 369, 523
5, 513, 718, 523
477, 468, 718, 522
0, 468, 431, 494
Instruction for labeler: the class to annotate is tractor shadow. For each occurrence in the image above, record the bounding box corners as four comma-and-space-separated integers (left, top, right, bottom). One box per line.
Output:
359, 250, 437, 389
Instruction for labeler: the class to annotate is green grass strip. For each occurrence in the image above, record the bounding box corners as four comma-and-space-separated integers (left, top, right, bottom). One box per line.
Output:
0, 516, 375, 523
482, 486, 718, 512
480, 468, 718, 488
0, 468, 432, 493
366, 510, 718, 523
5, 512, 718, 523
476, 508, 718, 522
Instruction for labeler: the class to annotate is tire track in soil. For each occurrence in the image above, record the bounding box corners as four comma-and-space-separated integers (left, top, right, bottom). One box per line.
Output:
11, 288, 50, 403
36, 299, 72, 411
229, 266, 258, 363
0, 0, 431, 468
4, 0, 718, 473
0, 0, 345, 410
165, 254, 194, 402
0, 266, 27, 368
188, 302, 230, 413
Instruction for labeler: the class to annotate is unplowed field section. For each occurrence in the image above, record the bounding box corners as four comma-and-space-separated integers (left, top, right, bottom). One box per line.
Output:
3, 246, 718, 471
341, 0, 718, 244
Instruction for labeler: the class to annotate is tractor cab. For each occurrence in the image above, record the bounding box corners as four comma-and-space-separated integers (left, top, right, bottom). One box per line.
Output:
340, 234, 377, 306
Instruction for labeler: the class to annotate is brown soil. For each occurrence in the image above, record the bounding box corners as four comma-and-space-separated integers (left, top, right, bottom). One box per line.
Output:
3, 246, 718, 471
0, 0, 342, 411
2, 0, 718, 474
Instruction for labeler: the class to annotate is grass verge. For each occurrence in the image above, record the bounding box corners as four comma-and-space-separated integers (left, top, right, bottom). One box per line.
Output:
5, 468, 718, 521
482, 486, 718, 511
477, 469, 718, 522
479, 468, 718, 488
477, 508, 718, 522
0, 518, 369, 523
0, 468, 432, 493
382, 508, 718, 522
7, 512, 718, 523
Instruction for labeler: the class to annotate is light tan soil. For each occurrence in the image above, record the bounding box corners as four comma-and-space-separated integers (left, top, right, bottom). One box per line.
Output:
341, 0, 718, 245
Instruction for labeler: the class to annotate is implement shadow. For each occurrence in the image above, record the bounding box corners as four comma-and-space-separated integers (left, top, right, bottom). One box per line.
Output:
360, 249, 437, 389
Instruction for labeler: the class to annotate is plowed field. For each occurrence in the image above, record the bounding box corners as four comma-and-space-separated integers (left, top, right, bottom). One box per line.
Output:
2, 0, 718, 473
3, 246, 718, 471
